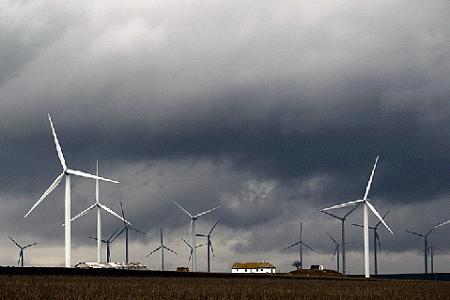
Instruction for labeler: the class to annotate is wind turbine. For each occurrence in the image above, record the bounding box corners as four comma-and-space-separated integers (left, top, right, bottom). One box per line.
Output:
181, 237, 206, 268
196, 219, 220, 272
147, 228, 178, 271
405, 222, 440, 274
172, 200, 220, 272
352, 210, 390, 275
24, 114, 119, 267
319, 205, 360, 275
90, 227, 121, 263
283, 222, 315, 270
69, 161, 130, 263
427, 242, 445, 274
114, 202, 145, 263
8, 236, 37, 267
319, 156, 394, 278
327, 232, 340, 273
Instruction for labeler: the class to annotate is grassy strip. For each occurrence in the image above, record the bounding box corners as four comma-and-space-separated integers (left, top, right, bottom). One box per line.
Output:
0, 274, 448, 299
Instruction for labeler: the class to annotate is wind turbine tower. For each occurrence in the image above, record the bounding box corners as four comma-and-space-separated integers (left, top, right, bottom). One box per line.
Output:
8, 236, 37, 267
172, 200, 220, 272
319, 156, 394, 278
283, 222, 315, 270
24, 114, 118, 267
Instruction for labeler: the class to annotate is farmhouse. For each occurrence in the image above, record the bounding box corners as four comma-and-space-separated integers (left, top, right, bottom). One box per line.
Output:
231, 262, 276, 274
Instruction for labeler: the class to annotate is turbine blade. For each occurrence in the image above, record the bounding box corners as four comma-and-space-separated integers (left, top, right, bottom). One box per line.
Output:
210, 242, 215, 257
172, 200, 193, 218
65, 203, 97, 225
25, 172, 65, 217
196, 234, 207, 237
162, 245, 178, 255
320, 199, 365, 211
351, 223, 364, 228
302, 242, 316, 252
319, 210, 342, 220
435, 219, 450, 229
374, 210, 390, 229
120, 202, 127, 227
209, 219, 220, 235
366, 201, 394, 235
181, 237, 192, 249
98, 203, 131, 225
405, 229, 424, 237
332, 247, 337, 260
343, 203, 362, 218
147, 246, 162, 257
89, 236, 107, 243
109, 227, 125, 243
283, 241, 301, 251
66, 169, 119, 184
23, 243, 37, 249
48, 114, 67, 171
129, 227, 145, 235
8, 236, 21, 248
194, 205, 221, 219
326, 232, 338, 246
363, 155, 379, 200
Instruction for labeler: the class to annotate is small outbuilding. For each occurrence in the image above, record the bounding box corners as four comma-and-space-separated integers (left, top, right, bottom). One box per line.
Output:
75, 262, 147, 270
231, 262, 276, 274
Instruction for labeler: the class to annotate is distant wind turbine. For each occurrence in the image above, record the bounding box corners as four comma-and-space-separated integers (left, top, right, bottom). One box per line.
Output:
181, 238, 206, 267
147, 228, 178, 271
8, 236, 37, 267
427, 242, 445, 274
319, 156, 394, 278
196, 219, 220, 272
283, 222, 315, 270
405, 222, 440, 274
172, 200, 220, 272
319, 205, 360, 275
352, 210, 390, 275
24, 114, 119, 267
90, 227, 121, 263
327, 232, 340, 273
69, 161, 129, 263
114, 202, 145, 263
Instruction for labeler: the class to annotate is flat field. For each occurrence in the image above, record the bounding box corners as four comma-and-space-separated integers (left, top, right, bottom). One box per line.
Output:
0, 274, 449, 299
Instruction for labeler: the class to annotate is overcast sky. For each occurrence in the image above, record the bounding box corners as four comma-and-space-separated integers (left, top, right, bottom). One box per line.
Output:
1, 0, 450, 274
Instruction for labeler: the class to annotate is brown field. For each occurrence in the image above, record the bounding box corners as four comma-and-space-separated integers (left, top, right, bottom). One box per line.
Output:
0, 274, 449, 300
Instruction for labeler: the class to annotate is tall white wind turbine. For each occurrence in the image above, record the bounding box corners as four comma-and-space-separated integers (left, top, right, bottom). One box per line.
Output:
69, 161, 130, 263
172, 200, 220, 272
24, 114, 119, 267
319, 156, 394, 278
